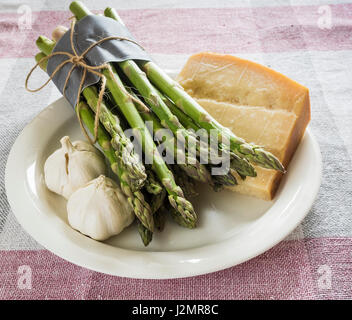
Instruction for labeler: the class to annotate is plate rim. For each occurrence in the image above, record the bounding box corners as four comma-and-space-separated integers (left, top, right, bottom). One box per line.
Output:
5, 97, 322, 279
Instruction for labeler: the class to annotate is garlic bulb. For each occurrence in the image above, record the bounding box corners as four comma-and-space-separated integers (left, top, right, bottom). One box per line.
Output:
44, 136, 107, 199
67, 175, 134, 240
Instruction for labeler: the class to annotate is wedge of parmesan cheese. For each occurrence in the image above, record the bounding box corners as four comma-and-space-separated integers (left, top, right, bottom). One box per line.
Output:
177, 52, 310, 200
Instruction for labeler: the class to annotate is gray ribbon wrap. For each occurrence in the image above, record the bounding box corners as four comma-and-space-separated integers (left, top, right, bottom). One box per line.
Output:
47, 15, 151, 107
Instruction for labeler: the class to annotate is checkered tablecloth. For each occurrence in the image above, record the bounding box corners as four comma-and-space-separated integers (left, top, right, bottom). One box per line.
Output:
0, 0, 351, 299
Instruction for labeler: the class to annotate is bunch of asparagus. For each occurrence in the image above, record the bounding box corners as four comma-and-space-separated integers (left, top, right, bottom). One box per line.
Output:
33, 1, 284, 246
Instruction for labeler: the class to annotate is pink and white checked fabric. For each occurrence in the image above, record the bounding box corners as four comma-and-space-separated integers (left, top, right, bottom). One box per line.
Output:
0, 0, 351, 300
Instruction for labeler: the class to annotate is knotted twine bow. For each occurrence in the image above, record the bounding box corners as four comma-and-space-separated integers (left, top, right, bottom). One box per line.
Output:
25, 18, 149, 144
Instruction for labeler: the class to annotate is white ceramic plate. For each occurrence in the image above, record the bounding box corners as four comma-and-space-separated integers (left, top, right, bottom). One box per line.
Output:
5, 97, 322, 279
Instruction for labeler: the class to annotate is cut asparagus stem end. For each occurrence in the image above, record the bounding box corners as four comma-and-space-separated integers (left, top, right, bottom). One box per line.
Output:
69, 1, 92, 20
36, 36, 56, 56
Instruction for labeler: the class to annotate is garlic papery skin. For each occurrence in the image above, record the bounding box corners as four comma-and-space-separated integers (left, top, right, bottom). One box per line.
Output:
67, 175, 134, 241
44, 136, 107, 199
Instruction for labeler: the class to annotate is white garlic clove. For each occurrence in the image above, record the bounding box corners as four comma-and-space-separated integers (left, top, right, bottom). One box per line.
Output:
67, 175, 134, 241
44, 136, 107, 199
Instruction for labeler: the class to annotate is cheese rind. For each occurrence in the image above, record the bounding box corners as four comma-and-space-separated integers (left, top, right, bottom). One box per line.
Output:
177, 52, 311, 200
